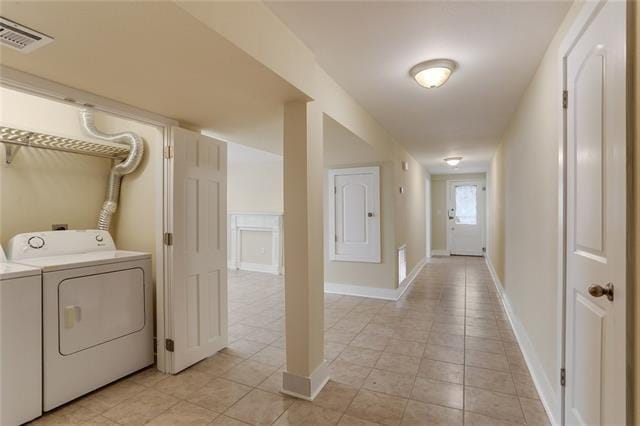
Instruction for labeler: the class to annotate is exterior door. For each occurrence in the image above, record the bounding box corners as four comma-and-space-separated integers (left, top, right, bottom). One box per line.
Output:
564, 1, 626, 424
329, 166, 381, 263
447, 180, 484, 256
168, 127, 228, 373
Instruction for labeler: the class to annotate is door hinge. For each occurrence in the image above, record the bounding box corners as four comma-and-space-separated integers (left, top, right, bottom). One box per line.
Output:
482, 247, 486, 253
165, 338, 175, 352
334, 186, 337, 194
562, 90, 568, 109
560, 368, 566, 386
335, 235, 338, 242
163, 145, 174, 159
164, 232, 173, 246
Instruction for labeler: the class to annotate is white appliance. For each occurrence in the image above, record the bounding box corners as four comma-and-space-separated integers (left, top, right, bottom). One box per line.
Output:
6, 230, 153, 411
0, 245, 42, 425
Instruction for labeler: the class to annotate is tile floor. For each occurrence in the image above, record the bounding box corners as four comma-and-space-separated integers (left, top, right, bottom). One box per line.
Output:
33, 256, 550, 425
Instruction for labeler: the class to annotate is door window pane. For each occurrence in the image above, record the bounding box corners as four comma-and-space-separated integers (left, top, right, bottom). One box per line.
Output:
455, 185, 477, 225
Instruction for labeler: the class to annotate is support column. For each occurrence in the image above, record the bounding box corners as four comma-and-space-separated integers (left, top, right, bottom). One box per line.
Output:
281, 100, 328, 399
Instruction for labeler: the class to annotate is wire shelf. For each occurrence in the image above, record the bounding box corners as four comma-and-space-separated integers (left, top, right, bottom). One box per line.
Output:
0, 125, 130, 163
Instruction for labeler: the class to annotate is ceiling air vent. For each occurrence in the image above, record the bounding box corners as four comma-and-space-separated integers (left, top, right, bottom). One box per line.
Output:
0, 17, 53, 53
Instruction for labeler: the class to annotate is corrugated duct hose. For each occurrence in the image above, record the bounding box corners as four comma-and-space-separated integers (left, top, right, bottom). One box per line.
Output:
79, 108, 144, 231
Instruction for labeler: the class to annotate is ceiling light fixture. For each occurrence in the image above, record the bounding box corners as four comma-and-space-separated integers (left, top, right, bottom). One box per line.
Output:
444, 157, 462, 166
410, 59, 457, 89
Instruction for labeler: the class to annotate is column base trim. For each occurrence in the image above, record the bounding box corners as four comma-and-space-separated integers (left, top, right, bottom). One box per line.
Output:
281, 360, 330, 401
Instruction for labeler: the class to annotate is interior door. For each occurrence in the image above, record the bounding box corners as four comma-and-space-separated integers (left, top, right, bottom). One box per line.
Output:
447, 180, 484, 256
564, 1, 626, 424
168, 127, 228, 373
329, 166, 381, 263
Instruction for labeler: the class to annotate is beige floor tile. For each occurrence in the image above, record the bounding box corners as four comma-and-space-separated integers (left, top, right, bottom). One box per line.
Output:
374, 352, 420, 376
463, 411, 524, 426
77, 380, 147, 413
329, 359, 373, 388
410, 377, 463, 410
385, 339, 425, 357
154, 369, 212, 399
427, 332, 464, 349
187, 378, 252, 413
464, 366, 516, 395
31, 404, 102, 425
250, 346, 286, 367
102, 389, 179, 425
363, 369, 415, 398
512, 373, 539, 399
519, 397, 550, 426
337, 414, 381, 425
465, 336, 504, 355
465, 349, 510, 372
338, 346, 383, 368
211, 414, 252, 425
256, 370, 292, 396
224, 389, 293, 426
423, 344, 464, 364
464, 387, 525, 423
128, 367, 168, 388
222, 360, 280, 387
401, 400, 463, 426
351, 333, 390, 351
417, 359, 464, 384
312, 380, 359, 412
81, 415, 119, 425
146, 401, 218, 425
346, 390, 407, 426
222, 339, 268, 359
192, 353, 244, 377
273, 400, 342, 425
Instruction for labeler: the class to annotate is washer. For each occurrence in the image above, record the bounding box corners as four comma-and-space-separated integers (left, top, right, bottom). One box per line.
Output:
6, 230, 153, 411
0, 246, 42, 425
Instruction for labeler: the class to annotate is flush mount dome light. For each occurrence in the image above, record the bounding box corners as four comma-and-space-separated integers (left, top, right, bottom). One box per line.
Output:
410, 59, 456, 89
444, 157, 462, 166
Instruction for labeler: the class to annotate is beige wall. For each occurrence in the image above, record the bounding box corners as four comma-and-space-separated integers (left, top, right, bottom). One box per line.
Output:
0, 87, 160, 275
633, 1, 639, 421
487, 148, 506, 283
228, 160, 283, 213
486, 2, 583, 417
430, 173, 486, 252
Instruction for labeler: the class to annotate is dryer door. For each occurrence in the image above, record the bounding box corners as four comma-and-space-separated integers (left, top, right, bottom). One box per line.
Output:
58, 268, 145, 355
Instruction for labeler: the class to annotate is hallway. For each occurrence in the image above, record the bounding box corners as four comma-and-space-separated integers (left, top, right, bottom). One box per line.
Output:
33, 257, 548, 425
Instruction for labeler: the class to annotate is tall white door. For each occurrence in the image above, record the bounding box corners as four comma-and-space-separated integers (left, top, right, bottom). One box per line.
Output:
168, 127, 228, 374
447, 180, 484, 256
564, 1, 626, 424
329, 166, 381, 263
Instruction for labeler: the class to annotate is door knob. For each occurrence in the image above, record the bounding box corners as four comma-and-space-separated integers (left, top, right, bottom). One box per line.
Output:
588, 282, 614, 301
368, 212, 374, 218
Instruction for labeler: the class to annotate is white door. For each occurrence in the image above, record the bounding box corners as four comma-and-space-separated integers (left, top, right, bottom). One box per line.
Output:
564, 1, 626, 424
168, 127, 228, 373
329, 166, 381, 263
447, 180, 484, 256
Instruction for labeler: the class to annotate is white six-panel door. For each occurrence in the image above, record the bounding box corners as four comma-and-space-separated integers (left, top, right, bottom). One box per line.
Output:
329, 166, 381, 263
169, 127, 228, 373
564, 1, 626, 424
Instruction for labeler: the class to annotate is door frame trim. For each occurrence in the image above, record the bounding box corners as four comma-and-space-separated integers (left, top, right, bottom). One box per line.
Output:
0, 65, 178, 373
558, 1, 629, 423
445, 179, 486, 256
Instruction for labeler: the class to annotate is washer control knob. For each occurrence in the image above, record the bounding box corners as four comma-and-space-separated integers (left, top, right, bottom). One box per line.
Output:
28, 236, 45, 249
96, 235, 104, 242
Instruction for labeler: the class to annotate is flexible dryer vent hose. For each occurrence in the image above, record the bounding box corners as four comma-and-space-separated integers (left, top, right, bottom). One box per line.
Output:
79, 109, 144, 231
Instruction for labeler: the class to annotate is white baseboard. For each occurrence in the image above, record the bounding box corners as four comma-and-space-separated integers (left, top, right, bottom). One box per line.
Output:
431, 249, 450, 256
485, 257, 560, 425
228, 262, 281, 275
281, 361, 330, 401
325, 257, 426, 301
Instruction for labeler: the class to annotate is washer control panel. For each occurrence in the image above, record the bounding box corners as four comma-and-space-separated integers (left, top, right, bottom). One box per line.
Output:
5, 230, 116, 260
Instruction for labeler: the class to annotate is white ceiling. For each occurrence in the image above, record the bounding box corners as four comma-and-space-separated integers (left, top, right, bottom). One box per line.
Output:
267, 1, 571, 173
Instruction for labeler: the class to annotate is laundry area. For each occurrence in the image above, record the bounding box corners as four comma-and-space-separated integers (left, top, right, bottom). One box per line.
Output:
0, 86, 162, 423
